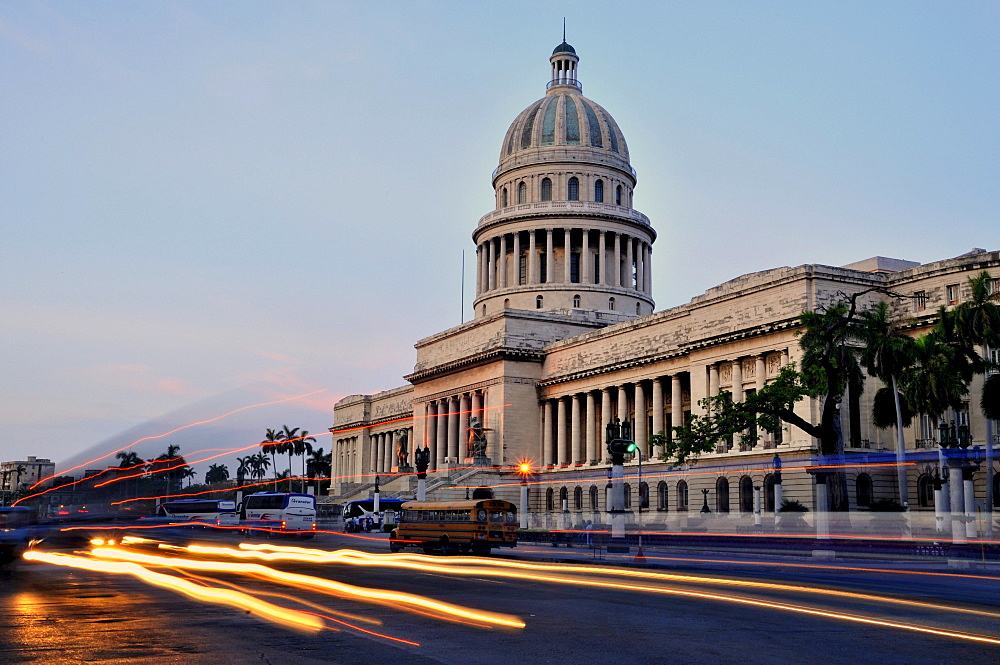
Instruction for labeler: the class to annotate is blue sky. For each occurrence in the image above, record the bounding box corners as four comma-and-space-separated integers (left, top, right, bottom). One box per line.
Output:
2, 1, 998, 468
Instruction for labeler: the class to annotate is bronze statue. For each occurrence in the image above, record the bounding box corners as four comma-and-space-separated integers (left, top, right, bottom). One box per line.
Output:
466, 417, 490, 458
395, 429, 409, 467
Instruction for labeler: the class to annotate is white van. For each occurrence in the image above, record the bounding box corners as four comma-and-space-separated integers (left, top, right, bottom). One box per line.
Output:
156, 499, 239, 527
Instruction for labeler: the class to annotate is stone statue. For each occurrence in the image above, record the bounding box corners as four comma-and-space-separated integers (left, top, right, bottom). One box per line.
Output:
395, 429, 409, 466
466, 417, 489, 458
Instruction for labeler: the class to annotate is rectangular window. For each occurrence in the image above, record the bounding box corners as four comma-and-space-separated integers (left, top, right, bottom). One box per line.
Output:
914, 290, 927, 311
570, 252, 580, 283
593, 255, 600, 284
990, 278, 1000, 296
539, 253, 547, 283
519, 254, 526, 285
947, 284, 959, 305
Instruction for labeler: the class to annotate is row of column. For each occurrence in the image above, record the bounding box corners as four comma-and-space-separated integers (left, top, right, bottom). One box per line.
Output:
476, 229, 651, 295
420, 390, 489, 471
540, 375, 685, 467
332, 427, 416, 485
706, 350, 790, 451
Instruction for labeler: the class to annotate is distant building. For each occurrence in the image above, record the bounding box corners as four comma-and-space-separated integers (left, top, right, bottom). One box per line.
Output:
328, 41, 1000, 525
1, 456, 56, 491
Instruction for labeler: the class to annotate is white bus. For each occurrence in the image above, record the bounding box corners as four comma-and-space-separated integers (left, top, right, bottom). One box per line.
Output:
239, 492, 316, 537
155, 499, 239, 527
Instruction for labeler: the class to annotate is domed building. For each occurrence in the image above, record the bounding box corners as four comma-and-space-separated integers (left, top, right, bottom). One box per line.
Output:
329, 41, 1000, 532
474, 41, 655, 320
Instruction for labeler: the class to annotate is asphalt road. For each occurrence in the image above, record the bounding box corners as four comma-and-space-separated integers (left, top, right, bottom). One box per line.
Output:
2, 527, 999, 664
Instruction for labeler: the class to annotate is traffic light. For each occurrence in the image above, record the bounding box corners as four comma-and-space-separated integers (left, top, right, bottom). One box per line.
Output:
607, 438, 634, 464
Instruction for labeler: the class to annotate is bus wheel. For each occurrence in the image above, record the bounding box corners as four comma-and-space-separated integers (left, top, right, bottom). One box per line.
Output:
422, 545, 434, 555
389, 532, 401, 553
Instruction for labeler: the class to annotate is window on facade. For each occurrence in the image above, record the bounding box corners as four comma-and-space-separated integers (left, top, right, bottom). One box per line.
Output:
856, 473, 873, 508
657, 481, 668, 511
517, 182, 527, 204
639, 482, 649, 509
594, 179, 604, 202
540, 252, 547, 283
573, 294, 581, 308
624, 483, 632, 509
593, 255, 600, 284
541, 177, 552, 202
568, 177, 579, 201
503, 298, 510, 309
590, 485, 599, 510
677, 481, 689, 511
990, 278, 1000, 297
536, 295, 543, 309
947, 284, 959, 305
739, 476, 754, 513
914, 290, 927, 311
616, 185, 622, 205
502, 188, 508, 207
764, 474, 775, 512
917, 474, 934, 508
716, 477, 730, 513
545, 488, 554, 511
570, 252, 580, 283
574, 486, 583, 511
609, 297, 615, 311
518, 254, 526, 285
482, 304, 486, 316
635, 303, 641, 315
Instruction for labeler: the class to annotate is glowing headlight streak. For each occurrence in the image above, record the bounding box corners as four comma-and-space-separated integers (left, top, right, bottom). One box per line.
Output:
180, 571, 420, 646
89, 547, 524, 629
232, 546, 1000, 632
22, 550, 323, 633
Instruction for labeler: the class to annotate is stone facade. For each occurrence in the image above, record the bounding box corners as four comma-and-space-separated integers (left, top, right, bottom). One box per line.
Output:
329, 42, 1000, 526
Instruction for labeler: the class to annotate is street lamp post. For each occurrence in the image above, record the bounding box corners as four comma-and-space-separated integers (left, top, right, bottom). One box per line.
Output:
605, 418, 631, 553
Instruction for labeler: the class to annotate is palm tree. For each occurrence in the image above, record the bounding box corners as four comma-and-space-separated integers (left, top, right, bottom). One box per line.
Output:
294, 431, 316, 493
953, 271, 1000, 515
899, 327, 970, 421
116, 451, 143, 469
856, 300, 917, 506
236, 456, 251, 486
306, 447, 331, 495
261, 428, 281, 489
250, 453, 270, 482
205, 463, 230, 485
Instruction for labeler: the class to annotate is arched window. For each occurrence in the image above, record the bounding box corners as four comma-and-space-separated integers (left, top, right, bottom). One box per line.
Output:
740, 476, 754, 513
503, 298, 510, 309
608, 297, 615, 311
594, 179, 604, 202
541, 177, 552, 202
559, 486, 569, 511
636, 303, 641, 315
502, 187, 508, 208
639, 481, 649, 509
856, 473, 873, 508
536, 295, 543, 309
590, 485, 599, 511
616, 185, 622, 205
481, 304, 486, 316
623, 482, 632, 509
657, 481, 668, 511
568, 177, 579, 201
677, 480, 689, 511
764, 473, 776, 512
573, 294, 581, 308
917, 473, 934, 508
517, 181, 527, 204
716, 477, 730, 513
545, 487, 554, 511
574, 486, 583, 511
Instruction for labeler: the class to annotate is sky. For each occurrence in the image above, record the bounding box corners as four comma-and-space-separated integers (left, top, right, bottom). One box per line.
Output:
2, 1, 998, 472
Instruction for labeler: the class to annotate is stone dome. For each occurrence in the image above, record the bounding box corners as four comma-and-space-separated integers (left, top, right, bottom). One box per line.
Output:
552, 40, 576, 56
498, 93, 630, 164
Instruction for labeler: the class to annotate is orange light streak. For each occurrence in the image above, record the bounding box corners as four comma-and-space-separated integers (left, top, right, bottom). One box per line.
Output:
22, 550, 323, 632
33, 389, 327, 489
89, 546, 525, 628
233, 546, 1000, 627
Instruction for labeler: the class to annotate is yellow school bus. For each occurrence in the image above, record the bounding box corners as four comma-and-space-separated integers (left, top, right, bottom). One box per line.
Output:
389, 499, 518, 554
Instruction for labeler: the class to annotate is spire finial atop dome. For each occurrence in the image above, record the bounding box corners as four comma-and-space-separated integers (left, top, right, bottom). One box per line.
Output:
548, 30, 581, 93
